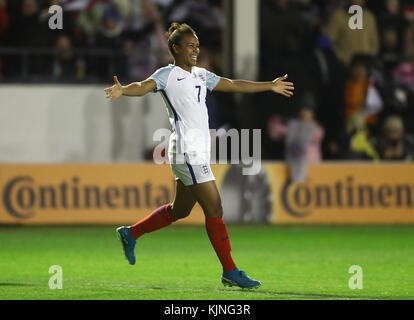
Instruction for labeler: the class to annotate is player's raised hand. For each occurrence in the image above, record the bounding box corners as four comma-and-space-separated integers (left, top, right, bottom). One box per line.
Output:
104, 76, 123, 102
271, 74, 294, 98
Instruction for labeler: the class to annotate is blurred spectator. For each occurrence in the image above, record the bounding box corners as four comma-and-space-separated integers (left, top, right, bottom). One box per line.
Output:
344, 55, 383, 132
122, 0, 170, 80
141, 0, 170, 65
3, 0, 55, 76
76, 0, 130, 46
268, 106, 324, 164
6, 0, 53, 48
392, 59, 414, 93
344, 56, 369, 127
167, 0, 224, 49
344, 114, 379, 160
371, 115, 414, 160
312, 21, 347, 160
379, 26, 404, 72
388, 58, 414, 133
91, 6, 126, 79
377, 0, 406, 41
261, 0, 309, 72
379, 76, 413, 132
326, 0, 379, 66
76, 2, 105, 46
95, 6, 125, 49
52, 34, 85, 80
268, 103, 324, 181
286, 106, 324, 181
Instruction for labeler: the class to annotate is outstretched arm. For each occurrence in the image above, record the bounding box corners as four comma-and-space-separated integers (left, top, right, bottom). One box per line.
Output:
213, 74, 294, 97
104, 76, 157, 102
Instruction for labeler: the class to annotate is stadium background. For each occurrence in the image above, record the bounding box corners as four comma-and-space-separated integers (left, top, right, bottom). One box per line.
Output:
1, 0, 414, 300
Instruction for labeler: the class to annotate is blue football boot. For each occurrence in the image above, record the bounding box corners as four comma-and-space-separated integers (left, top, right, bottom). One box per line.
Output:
116, 226, 136, 265
221, 268, 261, 289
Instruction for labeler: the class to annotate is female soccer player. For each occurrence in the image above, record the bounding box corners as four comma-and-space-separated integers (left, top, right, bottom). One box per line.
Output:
104, 23, 294, 289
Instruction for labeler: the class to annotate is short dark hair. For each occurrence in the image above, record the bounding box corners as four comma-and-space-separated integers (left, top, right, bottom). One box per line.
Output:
165, 22, 197, 56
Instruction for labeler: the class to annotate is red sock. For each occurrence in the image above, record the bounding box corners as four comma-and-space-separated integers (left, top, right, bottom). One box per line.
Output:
129, 204, 175, 239
205, 217, 237, 271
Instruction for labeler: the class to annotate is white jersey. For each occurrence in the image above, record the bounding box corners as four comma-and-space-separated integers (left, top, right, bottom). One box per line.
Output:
149, 64, 220, 165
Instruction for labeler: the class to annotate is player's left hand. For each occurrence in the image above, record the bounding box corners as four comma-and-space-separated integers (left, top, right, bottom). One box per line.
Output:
271, 74, 294, 98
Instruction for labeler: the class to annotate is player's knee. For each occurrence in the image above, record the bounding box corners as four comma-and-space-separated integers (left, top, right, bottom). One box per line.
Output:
204, 202, 223, 218
176, 211, 191, 220
170, 207, 191, 220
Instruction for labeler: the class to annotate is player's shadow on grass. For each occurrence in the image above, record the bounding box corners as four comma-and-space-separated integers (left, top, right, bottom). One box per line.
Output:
0, 283, 36, 287
133, 285, 379, 299
218, 288, 374, 299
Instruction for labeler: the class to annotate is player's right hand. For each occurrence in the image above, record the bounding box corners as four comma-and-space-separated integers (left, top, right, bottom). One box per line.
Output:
104, 76, 123, 102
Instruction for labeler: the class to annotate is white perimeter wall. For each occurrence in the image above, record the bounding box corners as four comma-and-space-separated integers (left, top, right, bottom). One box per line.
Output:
0, 85, 170, 163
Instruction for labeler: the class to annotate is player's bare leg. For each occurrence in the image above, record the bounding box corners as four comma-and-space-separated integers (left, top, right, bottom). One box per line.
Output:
170, 179, 197, 220
187, 181, 261, 289
116, 179, 195, 265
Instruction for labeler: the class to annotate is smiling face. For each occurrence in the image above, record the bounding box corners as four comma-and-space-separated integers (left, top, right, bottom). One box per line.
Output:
173, 33, 200, 69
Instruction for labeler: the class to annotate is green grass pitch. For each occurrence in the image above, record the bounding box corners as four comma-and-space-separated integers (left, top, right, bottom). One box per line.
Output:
1, 224, 414, 300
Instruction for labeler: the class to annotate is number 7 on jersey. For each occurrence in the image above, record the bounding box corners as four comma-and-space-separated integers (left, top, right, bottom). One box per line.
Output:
195, 85, 201, 103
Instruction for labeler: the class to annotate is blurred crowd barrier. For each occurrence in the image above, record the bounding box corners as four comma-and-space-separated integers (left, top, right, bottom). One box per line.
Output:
1, 162, 413, 225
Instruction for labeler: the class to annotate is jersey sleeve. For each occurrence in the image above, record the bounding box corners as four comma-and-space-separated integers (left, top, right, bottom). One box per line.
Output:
205, 69, 221, 91
148, 66, 172, 92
